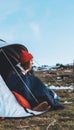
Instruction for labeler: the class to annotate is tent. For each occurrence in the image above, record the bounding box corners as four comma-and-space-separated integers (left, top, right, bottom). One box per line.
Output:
0, 40, 44, 118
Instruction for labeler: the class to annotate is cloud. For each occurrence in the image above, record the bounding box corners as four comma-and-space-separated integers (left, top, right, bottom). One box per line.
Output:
30, 22, 40, 34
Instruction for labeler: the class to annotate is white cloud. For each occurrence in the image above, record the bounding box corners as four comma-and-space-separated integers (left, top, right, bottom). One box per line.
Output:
30, 23, 40, 34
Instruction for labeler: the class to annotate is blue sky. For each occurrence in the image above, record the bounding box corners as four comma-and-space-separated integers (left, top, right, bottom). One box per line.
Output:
0, 0, 74, 66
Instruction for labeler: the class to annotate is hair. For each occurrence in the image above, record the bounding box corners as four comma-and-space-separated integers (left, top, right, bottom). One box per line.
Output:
21, 61, 30, 70
21, 61, 34, 75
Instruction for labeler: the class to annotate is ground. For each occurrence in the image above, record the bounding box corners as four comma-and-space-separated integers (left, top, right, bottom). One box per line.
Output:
0, 67, 74, 130
0, 90, 74, 130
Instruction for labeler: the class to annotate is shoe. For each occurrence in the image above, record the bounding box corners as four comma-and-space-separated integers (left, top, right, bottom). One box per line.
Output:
52, 102, 64, 110
33, 101, 49, 111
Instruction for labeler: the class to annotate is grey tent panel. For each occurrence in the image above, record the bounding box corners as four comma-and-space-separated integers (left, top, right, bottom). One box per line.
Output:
0, 41, 28, 80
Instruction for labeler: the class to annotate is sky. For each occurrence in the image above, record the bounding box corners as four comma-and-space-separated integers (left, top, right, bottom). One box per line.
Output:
0, 0, 74, 66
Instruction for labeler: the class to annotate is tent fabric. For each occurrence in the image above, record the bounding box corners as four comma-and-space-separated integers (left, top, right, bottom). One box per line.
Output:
0, 75, 44, 117
0, 43, 28, 80
0, 41, 45, 118
0, 42, 45, 118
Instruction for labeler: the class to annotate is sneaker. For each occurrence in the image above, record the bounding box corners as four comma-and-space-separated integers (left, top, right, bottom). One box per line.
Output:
33, 101, 49, 111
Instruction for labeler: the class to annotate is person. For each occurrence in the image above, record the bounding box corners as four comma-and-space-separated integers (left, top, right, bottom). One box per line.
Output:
6, 50, 64, 111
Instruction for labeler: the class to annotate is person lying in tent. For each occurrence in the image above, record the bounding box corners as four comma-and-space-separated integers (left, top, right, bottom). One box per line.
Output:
6, 50, 64, 111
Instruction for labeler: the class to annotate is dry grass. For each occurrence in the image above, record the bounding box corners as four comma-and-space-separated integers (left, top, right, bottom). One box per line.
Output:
0, 90, 74, 130
0, 68, 74, 130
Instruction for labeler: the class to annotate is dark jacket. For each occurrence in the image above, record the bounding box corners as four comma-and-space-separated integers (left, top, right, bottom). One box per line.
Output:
6, 65, 62, 109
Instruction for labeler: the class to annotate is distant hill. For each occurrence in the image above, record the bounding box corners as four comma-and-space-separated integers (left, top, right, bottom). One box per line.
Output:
33, 63, 73, 71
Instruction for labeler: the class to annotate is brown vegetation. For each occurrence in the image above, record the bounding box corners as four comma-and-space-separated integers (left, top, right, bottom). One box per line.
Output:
0, 65, 74, 130
35, 65, 74, 87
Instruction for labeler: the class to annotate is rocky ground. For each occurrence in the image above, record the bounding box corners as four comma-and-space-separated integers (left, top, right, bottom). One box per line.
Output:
35, 66, 74, 87
0, 67, 74, 130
